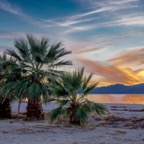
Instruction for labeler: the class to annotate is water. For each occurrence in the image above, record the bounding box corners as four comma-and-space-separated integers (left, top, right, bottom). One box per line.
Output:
87, 94, 144, 104
12, 94, 144, 113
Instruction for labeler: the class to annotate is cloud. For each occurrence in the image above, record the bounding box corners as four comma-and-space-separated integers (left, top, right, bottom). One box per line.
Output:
53, 17, 96, 27
75, 0, 139, 9
113, 15, 144, 26
0, 0, 24, 16
76, 57, 143, 85
109, 48, 144, 66
0, 32, 25, 39
73, 0, 139, 16
64, 30, 144, 53
69, 6, 113, 20
0, 31, 60, 41
76, 47, 105, 54
0, 0, 39, 28
39, 0, 140, 33
73, 46, 144, 86
65, 14, 144, 34
40, 17, 95, 34
29, 0, 141, 38
1, 0, 141, 33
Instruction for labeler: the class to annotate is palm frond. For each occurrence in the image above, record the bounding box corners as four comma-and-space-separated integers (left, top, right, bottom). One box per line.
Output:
75, 107, 89, 123
44, 42, 71, 65
83, 82, 98, 96
48, 107, 69, 123
58, 99, 69, 106
82, 73, 93, 90
14, 38, 30, 61
60, 68, 84, 90
53, 85, 69, 97
51, 60, 72, 67
84, 100, 108, 116
6, 49, 22, 61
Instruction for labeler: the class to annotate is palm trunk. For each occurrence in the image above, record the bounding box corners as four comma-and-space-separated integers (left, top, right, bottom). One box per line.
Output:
69, 104, 80, 125
26, 97, 44, 120
69, 113, 80, 125
0, 98, 12, 119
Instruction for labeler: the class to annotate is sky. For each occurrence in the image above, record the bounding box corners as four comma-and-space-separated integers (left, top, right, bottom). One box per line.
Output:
0, 0, 144, 86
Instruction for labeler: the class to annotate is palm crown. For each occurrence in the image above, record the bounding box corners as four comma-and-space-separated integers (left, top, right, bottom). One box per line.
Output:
0, 34, 72, 119
1, 34, 72, 100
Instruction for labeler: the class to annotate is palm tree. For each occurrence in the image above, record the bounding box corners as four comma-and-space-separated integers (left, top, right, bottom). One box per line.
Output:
0, 54, 19, 119
48, 68, 108, 125
1, 34, 72, 119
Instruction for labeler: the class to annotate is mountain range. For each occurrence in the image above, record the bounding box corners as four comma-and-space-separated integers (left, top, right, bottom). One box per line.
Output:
90, 83, 144, 94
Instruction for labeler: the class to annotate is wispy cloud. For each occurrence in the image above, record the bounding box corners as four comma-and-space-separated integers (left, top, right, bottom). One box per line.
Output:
70, 0, 140, 20
69, 6, 113, 20
0, 0, 39, 28
0, 0, 24, 16
0, 31, 57, 40
1, 0, 141, 32
66, 30, 144, 50
64, 13, 144, 33
75, 0, 139, 9
109, 48, 144, 66
0, 32, 25, 39
76, 47, 104, 54
44, 17, 96, 27
41, 18, 93, 32
39, 0, 141, 34
113, 15, 144, 26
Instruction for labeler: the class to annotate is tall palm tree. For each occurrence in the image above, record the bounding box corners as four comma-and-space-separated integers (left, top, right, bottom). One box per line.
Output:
49, 68, 108, 125
1, 34, 72, 119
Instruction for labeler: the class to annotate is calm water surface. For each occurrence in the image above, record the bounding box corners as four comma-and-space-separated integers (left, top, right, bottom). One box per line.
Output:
87, 94, 144, 104
12, 94, 144, 113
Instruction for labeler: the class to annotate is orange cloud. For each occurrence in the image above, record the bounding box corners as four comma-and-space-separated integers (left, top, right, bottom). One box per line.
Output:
76, 57, 144, 86
109, 48, 144, 66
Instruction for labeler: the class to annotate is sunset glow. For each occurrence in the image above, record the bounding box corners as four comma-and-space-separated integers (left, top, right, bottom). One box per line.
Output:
88, 94, 144, 104
0, 0, 144, 86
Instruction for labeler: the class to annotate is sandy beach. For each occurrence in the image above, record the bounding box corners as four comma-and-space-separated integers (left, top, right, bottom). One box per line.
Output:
0, 102, 144, 144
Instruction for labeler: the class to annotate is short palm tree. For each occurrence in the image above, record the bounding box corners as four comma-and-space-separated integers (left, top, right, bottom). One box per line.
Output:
0, 54, 19, 119
48, 68, 108, 125
1, 34, 72, 119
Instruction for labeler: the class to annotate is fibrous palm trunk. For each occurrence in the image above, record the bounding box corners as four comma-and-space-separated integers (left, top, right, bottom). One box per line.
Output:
0, 98, 12, 119
69, 113, 80, 125
26, 97, 44, 120
69, 104, 80, 125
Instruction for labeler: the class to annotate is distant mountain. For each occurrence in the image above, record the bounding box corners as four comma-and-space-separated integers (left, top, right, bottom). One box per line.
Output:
90, 83, 144, 94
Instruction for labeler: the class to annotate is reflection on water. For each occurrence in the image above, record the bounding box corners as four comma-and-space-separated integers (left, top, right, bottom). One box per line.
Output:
87, 94, 144, 104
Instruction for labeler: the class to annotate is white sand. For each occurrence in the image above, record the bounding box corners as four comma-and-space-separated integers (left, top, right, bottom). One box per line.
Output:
0, 102, 144, 144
